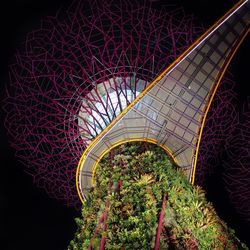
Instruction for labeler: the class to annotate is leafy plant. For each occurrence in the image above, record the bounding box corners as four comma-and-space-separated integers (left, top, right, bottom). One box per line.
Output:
68, 142, 248, 250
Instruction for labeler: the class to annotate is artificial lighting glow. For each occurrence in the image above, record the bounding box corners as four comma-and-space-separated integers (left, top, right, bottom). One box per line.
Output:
78, 76, 144, 141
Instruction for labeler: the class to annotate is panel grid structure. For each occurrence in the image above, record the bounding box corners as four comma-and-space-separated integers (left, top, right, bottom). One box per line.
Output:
76, 0, 250, 202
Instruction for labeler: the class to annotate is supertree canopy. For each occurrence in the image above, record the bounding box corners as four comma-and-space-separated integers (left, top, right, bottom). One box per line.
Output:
3, 0, 250, 227
3, 0, 203, 207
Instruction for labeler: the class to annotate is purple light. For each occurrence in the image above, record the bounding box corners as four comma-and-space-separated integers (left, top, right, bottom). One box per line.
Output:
3, 0, 201, 207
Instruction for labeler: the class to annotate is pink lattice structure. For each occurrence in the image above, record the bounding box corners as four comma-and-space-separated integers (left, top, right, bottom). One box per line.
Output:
195, 73, 239, 185
223, 98, 250, 222
195, 71, 250, 222
4, 0, 202, 207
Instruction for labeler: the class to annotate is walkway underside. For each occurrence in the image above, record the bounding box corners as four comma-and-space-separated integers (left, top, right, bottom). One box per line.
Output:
77, 0, 249, 202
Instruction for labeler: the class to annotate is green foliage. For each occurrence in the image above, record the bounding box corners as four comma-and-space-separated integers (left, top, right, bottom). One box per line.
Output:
68, 142, 248, 250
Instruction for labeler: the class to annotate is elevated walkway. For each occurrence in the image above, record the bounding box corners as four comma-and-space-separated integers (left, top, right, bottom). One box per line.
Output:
77, 0, 250, 203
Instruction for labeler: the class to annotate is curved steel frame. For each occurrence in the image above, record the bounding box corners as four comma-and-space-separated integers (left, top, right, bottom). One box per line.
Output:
191, 29, 250, 184
77, 0, 249, 203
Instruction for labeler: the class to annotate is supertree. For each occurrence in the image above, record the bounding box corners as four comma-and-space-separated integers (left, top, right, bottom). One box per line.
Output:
3, 0, 203, 208
3, 0, 250, 226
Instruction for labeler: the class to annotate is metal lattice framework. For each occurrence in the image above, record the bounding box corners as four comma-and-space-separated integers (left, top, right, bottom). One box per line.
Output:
4, 0, 203, 207
223, 98, 250, 222
3, 0, 250, 209
195, 74, 239, 185
77, 0, 249, 202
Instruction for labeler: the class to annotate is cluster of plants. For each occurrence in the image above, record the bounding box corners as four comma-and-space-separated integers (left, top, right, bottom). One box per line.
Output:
68, 142, 248, 249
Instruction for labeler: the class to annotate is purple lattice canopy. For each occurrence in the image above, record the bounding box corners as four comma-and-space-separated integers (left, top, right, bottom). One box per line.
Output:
4, 0, 202, 207
4, 0, 249, 218
223, 98, 250, 222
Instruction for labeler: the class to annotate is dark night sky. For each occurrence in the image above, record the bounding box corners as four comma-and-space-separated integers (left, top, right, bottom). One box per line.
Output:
0, 0, 249, 249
